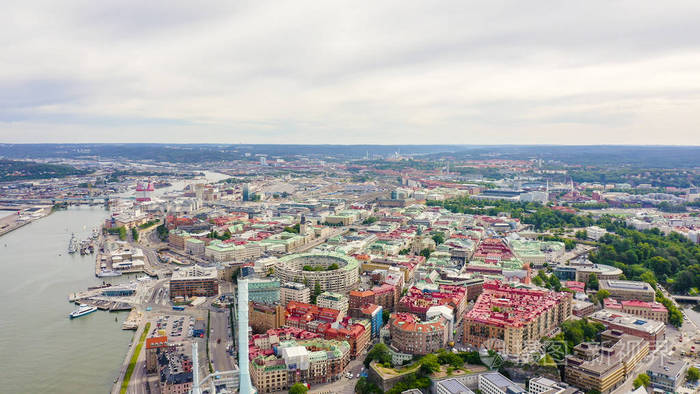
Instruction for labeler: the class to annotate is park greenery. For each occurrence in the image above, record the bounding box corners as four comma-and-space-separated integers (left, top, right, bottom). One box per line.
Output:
284, 223, 301, 233
434, 197, 700, 301
107, 226, 127, 241
131, 227, 139, 241
302, 263, 339, 271
208, 229, 232, 241
156, 224, 169, 241
545, 319, 606, 355
359, 346, 485, 394
589, 220, 700, 296
427, 197, 595, 230
532, 270, 562, 291
137, 219, 160, 229
362, 216, 378, 225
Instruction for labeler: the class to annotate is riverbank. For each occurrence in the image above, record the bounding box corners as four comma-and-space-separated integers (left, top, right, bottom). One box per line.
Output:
0, 205, 52, 237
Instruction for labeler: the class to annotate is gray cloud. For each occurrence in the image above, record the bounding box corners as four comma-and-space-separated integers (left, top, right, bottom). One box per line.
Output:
1, 0, 700, 144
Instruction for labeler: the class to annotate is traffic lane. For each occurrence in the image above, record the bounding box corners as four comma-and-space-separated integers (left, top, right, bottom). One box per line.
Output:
210, 309, 234, 372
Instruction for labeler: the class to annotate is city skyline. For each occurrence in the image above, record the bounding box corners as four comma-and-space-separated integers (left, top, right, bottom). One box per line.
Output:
3, 1, 700, 145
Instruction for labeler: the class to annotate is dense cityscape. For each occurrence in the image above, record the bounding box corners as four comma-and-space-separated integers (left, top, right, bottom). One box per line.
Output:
1, 144, 699, 394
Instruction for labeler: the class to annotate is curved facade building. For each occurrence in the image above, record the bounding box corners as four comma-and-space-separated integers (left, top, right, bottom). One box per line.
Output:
275, 252, 359, 293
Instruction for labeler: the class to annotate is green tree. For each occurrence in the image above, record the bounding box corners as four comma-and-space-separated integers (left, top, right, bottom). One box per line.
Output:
687, 366, 700, 382
355, 377, 382, 394
364, 343, 392, 367
564, 239, 576, 250
312, 280, 322, 304
420, 248, 431, 259
633, 373, 651, 389
382, 309, 391, 324
548, 274, 562, 291
639, 271, 657, 288
419, 354, 440, 375
575, 230, 588, 239
586, 274, 599, 291
131, 227, 139, 241
289, 382, 308, 394
532, 276, 544, 286
595, 289, 610, 304
432, 232, 445, 245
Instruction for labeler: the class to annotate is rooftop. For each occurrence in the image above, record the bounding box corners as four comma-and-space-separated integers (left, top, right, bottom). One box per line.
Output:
589, 309, 665, 334
437, 378, 475, 394
465, 280, 570, 328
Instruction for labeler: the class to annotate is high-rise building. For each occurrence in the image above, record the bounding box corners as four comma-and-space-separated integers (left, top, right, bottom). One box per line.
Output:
242, 183, 250, 201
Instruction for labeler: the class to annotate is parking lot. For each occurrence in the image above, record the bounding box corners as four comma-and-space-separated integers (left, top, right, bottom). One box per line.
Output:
151, 315, 194, 339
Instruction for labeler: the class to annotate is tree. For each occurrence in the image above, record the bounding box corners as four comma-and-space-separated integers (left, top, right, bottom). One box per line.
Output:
364, 343, 392, 367
575, 230, 588, 239
532, 276, 544, 286
131, 227, 139, 241
312, 280, 322, 304
639, 271, 657, 289
420, 248, 431, 258
686, 366, 700, 382
355, 377, 382, 394
633, 373, 651, 389
586, 274, 599, 291
289, 382, 308, 394
418, 354, 440, 375
432, 232, 445, 245
548, 274, 562, 291
382, 309, 391, 324
595, 289, 610, 304
564, 239, 576, 250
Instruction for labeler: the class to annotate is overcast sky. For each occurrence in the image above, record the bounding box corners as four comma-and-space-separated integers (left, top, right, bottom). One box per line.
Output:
2, 1, 700, 145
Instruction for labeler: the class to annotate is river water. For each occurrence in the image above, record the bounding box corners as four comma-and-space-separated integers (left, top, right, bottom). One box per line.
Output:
0, 206, 133, 393
0, 171, 229, 393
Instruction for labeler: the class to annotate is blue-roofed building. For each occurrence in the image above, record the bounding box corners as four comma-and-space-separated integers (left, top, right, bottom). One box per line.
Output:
436, 378, 475, 394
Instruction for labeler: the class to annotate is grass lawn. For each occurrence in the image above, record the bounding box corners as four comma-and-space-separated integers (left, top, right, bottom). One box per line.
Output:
120, 322, 151, 394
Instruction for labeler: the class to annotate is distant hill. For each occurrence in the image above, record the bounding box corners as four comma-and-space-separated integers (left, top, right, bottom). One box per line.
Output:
0, 159, 91, 182
0, 143, 698, 168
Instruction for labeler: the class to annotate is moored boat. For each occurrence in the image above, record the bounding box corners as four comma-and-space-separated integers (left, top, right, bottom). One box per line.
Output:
70, 304, 97, 319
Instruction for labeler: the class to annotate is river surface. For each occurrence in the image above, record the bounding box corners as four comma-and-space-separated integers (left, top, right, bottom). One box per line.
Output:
0, 206, 134, 393
0, 171, 229, 393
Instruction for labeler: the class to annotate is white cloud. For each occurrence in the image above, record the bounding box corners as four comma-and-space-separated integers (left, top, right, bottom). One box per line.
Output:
1, 0, 700, 144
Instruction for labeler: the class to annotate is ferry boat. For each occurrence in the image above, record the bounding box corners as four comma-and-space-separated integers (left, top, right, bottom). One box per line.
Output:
70, 304, 97, 319
98, 269, 122, 278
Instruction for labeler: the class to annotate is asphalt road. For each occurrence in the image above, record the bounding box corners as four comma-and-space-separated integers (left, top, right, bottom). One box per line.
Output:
209, 308, 235, 373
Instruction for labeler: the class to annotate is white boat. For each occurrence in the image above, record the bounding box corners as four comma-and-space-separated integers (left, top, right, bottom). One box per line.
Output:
98, 269, 122, 278
70, 304, 97, 319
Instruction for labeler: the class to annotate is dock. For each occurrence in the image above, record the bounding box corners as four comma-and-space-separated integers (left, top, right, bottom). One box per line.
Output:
69, 297, 133, 312
121, 309, 142, 330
